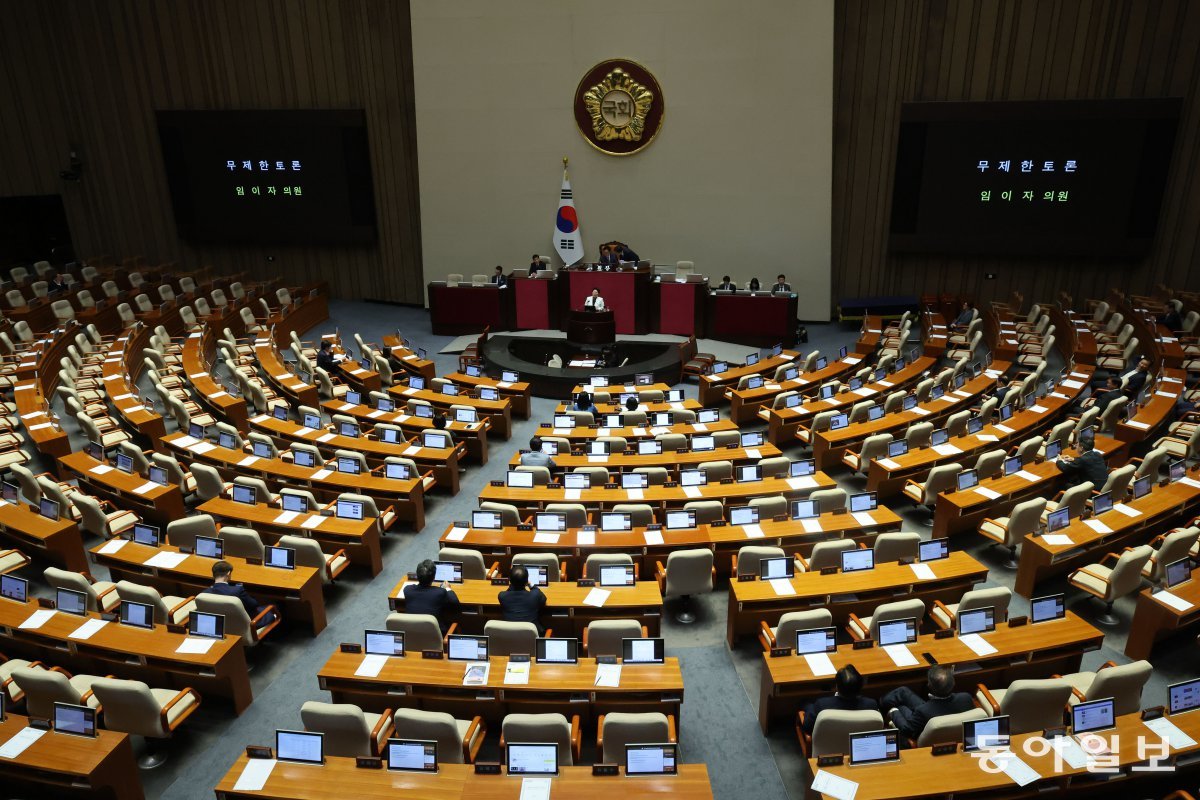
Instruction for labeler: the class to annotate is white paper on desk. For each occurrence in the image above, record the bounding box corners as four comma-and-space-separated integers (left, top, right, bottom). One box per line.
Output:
191, 441, 216, 454
883, 643, 918, 667
89, 464, 114, 475
296, 426, 315, 436
994, 424, 1014, 435
497, 381, 513, 389
28, 423, 53, 431
769, 578, 795, 597
533, 532, 560, 545
811, 769, 858, 800
237, 455, 259, 467
98, 538, 127, 555
270, 510, 299, 526
302, 515, 326, 530
520, 777, 552, 800
587, 455, 608, 463
564, 489, 582, 501
173, 435, 198, 448
597, 428, 611, 437
355, 654, 388, 678
1144, 716, 1198, 749
682, 486, 702, 499
18, 412, 42, 420
1156, 391, 1177, 398
909, 562, 936, 581
310, 469, 333, 480
440, 526, 468, 543
1061, 379, 1084, 389
911, 407, 930, 416
1182, 477, 1200, 490
232, 758, 277, 792
1050, 735, 1088, 769
932, 444, 962, 456
692, 422, 708, 432
316, 433, 337, 443
1152, 590, 1194, 612
19, 609, 55, 629
68, 618, 108, 640
953, 389, 972, 398
583, 588, 610, 608
877, 458, 899, 470
974, 486, 1001, 500
366, 409, 384, 419
1041, 534, 1074, 547
0, 726, 47, 760
1083, 519, 1112, 534
132, 481, 159, 495
1126, 420, 1150, 429
398, 445, 421, 457
576, 530, 595, 546
594, 662, 622, 687
804, 653, 837, 677
1050, 392, 1069, 400
176, 637, 217, 655
552, 428, 571, 436
504, 661, 530, 685
1113, 503, 1142, 517
1015, 470, 1039, 482
626, 488, 644, 501
788, 476, 817, 490
993, 752, 1041, 787
851, 511, 874, 526
744, 448, 763, 461
145, 551, 189, 569
801, 518, 823, 534
844, 357, 862, 365
853, 387, 873, 397
878, 380, 894, 388
742, 523, 765, 539
975, 434, 1000, 443
644, 530, 664, 545
631, 427, 647, 437
959, 633, 998, 656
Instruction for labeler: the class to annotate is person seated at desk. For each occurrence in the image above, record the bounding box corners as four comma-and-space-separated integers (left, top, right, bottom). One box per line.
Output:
771, 274, 792, 294
950, 301, 976, 330
491, 265, 508, 288
432, 412, 455, 442
801, 664, 878, 736
1081, 376, 1123, 410
47, 272, 70, 294
529, 255, 544, 276
317, 340, 342, 373
598, 245, 620, 269
625, 396, 641, 413
498, 565, 547, 634
617, 243, 640, 263
1117, 358, 1152, 399
881, 666, 973, 742
747, 277, 761, 294
716, 275, 736, 291
1159, 305, 1183, 332
203, 561, 277, 625
521, 436, 556, 469
573, 391, 599, 416
1055, 429, 1107, 488
584, 288, 607, 312
403, 559, 461, 633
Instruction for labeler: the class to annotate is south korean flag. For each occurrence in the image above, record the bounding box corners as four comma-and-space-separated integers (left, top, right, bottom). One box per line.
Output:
553, 171, 584, 266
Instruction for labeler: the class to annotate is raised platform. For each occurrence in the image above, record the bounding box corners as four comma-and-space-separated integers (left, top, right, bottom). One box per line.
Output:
481, 334, 683, 398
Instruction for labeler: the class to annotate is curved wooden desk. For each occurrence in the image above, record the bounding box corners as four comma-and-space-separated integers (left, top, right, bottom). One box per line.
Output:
0, 712, 142, 800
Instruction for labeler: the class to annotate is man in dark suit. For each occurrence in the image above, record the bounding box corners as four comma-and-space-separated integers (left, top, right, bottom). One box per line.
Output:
402, 559, 461, 633
1119, 358, 1152, 399
881, 666, 973, 741
1055, 429, 1108, 488
491, 266, 508, 288
599, 245, 620, 268
1081, 376, 1123, 410
529, 255, 544, 275
316, 340, 340, 373
203, 561, 277, 625
771, 274, 792, 294
617, 243, 640, 263
716, 275, 736, 291
497, 565, 547, 634
800, 664, 878, 735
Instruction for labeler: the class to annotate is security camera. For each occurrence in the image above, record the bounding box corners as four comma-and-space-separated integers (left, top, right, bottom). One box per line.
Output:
60, 150, 83, 182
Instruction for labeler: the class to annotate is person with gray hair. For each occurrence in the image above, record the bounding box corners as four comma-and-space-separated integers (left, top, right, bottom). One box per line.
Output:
881, 666, 973, 740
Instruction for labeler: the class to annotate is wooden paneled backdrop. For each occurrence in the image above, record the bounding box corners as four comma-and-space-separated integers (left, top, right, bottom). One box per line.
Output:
833, 0, 1200, 307
0, 0, 423, 303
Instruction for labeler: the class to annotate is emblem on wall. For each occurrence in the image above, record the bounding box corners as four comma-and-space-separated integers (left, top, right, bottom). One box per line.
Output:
574, 59, 664, 156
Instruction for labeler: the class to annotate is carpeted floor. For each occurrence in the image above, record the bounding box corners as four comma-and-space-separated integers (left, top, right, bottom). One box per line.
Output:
19, 299, 1195, 800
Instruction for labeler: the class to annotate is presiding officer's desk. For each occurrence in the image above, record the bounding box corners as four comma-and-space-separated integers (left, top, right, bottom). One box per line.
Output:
1126, 561, 1200, 660
808, 708, 1200, 800
0, 496, 91, 574
317, 650, 684, 729
89, 538, 328, 633
439, 507, 903, 581
0, 712, 143, 800
0, 596, 253, 713
216, 756, 714, 800
726, 551, 989, 646
388, 577, 664, 637
319, 398, 490, 465
563, 264, 653, 335
758, 611, 1104, 732
698, 350, 802, 407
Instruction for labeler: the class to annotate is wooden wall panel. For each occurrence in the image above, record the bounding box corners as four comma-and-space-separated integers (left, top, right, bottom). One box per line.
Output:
834, 0, 1200, 308
0, 0, 422, 303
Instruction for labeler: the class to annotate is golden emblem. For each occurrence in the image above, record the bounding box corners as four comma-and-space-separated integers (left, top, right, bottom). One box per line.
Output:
582, 68, 654, 142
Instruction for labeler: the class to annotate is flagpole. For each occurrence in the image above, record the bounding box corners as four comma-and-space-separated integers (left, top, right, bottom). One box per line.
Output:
563, 155, 568, 178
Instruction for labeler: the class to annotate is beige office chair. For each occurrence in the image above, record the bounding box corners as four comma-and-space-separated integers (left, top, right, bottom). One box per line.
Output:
513, 465, 551, 486
545, 503, 587, 527
1058, 660, 1152, 715
796, 540, 856, 573
682, 500, 724, 524
71, 492, 139, 540
748, 495, 787, 520
759, 609, 833, 652
387, 610, 453, 648
905, 421, 934, 449
808, 488, 847, 514
0, 550, 30, 576
847, 598, 925, 642
974, 448, 1006, 480
0, 655, 43, 705
1134, 446, 1171, 480
733, 545, 787, 578
582, 620, 646, 658
187, 464, 230, 504
930, 586, 1011, 631
438, 547, 496, 580
278, 535, 349, 584
572, 466, 610, 487
975, 678, 1074, 734
339, 492, 397, 533
802, 709, 884, 758
873, 532, 921, 563
11, 666, 103, 719
233, 475, 277, 505
301, 701, 394, 757
698, 460, 733, 482
583, 553, 636, 581
656, 548, 714, 623
90, 677, 202, 767
114, 581, 196, 626
480, 501, 521, 526
195, 592, 280, 646
1068, 544, 1153, 626
979, 497, 1047, 569
165, 514, 219, 551
902, 464, 961, 526
218, 526, 266, 560
757, 457, 790, 479
597, 712, 675, 764
393, 708, 485, 763
916, 708, 988, 748
483, 620, 541, 656
1143, 527, 1200, 584
1100, 464, 1136, 499
501, 713, 581, 766
844, 434, 892, 474
1043, 481, 1097, 525
44, 567, 119, 613
611, 503, 655, 527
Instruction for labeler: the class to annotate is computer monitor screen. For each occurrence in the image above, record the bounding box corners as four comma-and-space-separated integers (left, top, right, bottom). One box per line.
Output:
902, 395, 918, 411
464, 365, 481, 378
876, 617, 918, 646
189, 611, 225, 639
523, 565, 548, 588
963, 716, 1011, 752
746, 376, 764, 390
506, 470, 534, 488
621, 473, 647, 489
273, 404, 288, 420
415, 404, 433, 418
816, 357, 829, 370
132, 523, 160, 546
282, 493, 309, 513
218, 432, 237, 450
691, 435, 715, 452
956, 470, 979, 491
276, 730, 324, 765
56, 588, 87, 615
377, 397, 396, 412
794, 627, 837, 655
638, 440, 662, 455
745, 353, 759, 366
820, 385, 835, 400
622, 637, 665, 664
829, 413, 849, 431
480, 389, 499, 404
232, 484, 256, 505
339, 421, 359, 437
848, 378, 863, 391
146, 465, 169, 486
302, 413, 321, 429
334, 456, 361, 474
930, 428, 949, 446
195, 535, 224, 559
503, 370, 520, 383
848, 730, 900, 765
680, 470, 706, 487
1004, 455, 1022, 476
666, 510, 696, 529
601, 513, 631, 532
1031, 594, 1066, 623
729, 506, 758, 526
967, 416, 983, 434
782, 367, 799, 382
1166, 557, 1191, 589
667, 390, 684, 402
888, 441, 909, 458
740, 431, 765, 447
931, 386, 945, 401
386, 739, 437, 772
1092, 490, 1113, 516
564, 473, 589, 489
535, 638, 578, 664
791, 499, 818, 519
589, 375, 608, 387
602, 414, 623, 429
712, 362, 728, 373
957, 606, 995, 635
771, 343, 783, 356
119, 600, 154, 629
1133, 475, 1152, 499
54, 703, 97, 737
1072, 698, 1116, 735
1169, 678, 1200, 715
39, 498, 59, 520
868, 405, 884, 421
189, 422, 206, 439
0, 574, 28, 603
625, 743, 678, 775
698, 408, 720, 423
422, 433, 449, 449
440, 383, 458, 396
553, 414, 575, 429
293, 448, 316, 468
919, 538, 949, 562
455, 408, 476, 424
85, 441, 104, 461
759, 556, 794, 580
336, 500, 364, 520
1, 482, 17, 503
385, 463, 410, 480
849, 492, 877, 513
785, 394, 802, 408
365, 629, 405, 656
737, 465, 762, 483
652, 412, 673, 427
998, 403, 1013, 422
409, 376, 426, 391
433, 561, 463, 584
1045, 439, 1062, 460
345, 390, 362, 406
790, 460, 816, 477
115, 452, 134, 473
599, 564, 636, 587
840, 548, 875, 573
472, 510, 502, 529
506, 742, 558, 775
540, 441, 559, 456
447, 634, 488, 661
265, 546, 296, 570
534, 512, 566, 531
1046, 507, 1070, 532
1171, 459, 1186, 482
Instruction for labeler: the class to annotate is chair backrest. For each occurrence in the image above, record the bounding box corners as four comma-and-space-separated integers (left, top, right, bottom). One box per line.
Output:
115, 580, 172, 624
906, 422, 934, 448
810, 710, 884, 757
600, 712, 670, 764
921, 465, 962, 504
858, 435, 893, 467
683, 500, 723, 524
806, 540, 856, 571
612, 503, 655, 527
90, 678, 169, 737
663, 549, 714, 599
916, 708, 988, 747
219, 526, 266, 560
809, 488, 847, 514
300, 701, 374, 757
511, 552, 561, 582
1087, 661, 1152, 715
572, 466, 610, 486
735, 546, 786, 576
775, 609, 834, 646
584, 620, 643, 658
757, 457, 790, 479
1056, 482, 1095, 518
385, 613, 444, 651
1106, 545, 1153, 600
195, 593, 254, 643
483, 620, 538, 656
1100, 464, 1135, 498
71, 492, 114, 539
956, 586, 1012, 621
1135, 446, 1170, 479
997, 678, 1074, 734
480, 502, 521, 526
583, 553, 634, 579
866, 598, 926, 641
544, 503, 587, 527
945, 410, 970, 438
748, 495, 787, 519
974, 449, 1005, 480
1147, 527, 1200, 582
44, 567, 103, 612
502, 713, 574, 765
394, 708, 467, 763
11, 667, 85, 718
277, 535, 332, 582
514, 465, 551, 485
632, 466, 668, 485
438, 547, 489, 580
873, 533, 921, 563
1005, 498, 1048, 544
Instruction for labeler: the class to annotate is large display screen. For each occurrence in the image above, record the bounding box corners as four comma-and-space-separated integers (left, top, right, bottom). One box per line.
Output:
157, 110, 377, 244
889, 99, 1180, 257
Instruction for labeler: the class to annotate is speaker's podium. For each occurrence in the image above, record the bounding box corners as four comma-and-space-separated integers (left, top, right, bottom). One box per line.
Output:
567, 308, 616, 344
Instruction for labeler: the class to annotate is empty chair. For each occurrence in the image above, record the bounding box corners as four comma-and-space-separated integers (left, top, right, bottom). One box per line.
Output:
597, 712, 674, 764
975, 678, 1074, 734
484, 620, 540, 656
974, 448, 1006, 480
1134, 446, 1171, 480
808, 488, 846, 514
759, 609, 833, 652
438, 547, 496, 580
233, 475, 277, 505
165, 514, 218, 551
612, 503, 655, 527
195, 592, 280, 646
72, 492, 139, 540
583, 553, 635, 581
1045, 481, 1095, 524
301, 701, 393, 757
632, 466, 668, 486
802, 709, 884, 758
89, 677, 201, 767
188, 464, 230, 504
979, 497, 1047, 569
583, 620, 646, 658
571, 466, 610, 486
1142, 527, 1200, 584
11, 666, 104, 719
1100, 463, 1136, 498
797, 540, 857, 573
480, 501, 521, 526
501, 713, 580, 766
115, 581, 196, 625
733, 545, 786, 577
393, 708, 485, 763
905, 421, 934, 449
873, 532, 921, 563
902, 464, 961, 526
930, 586, 1011, 630
339, 492, 397, 533
385, 613, 449, 649
51, 299, 75, 323
757, 457, 790, 479
848, 597, 926, 642
1068, 544, 1153, 626
1058, 660, 1152, 714
44, 567, 119, 613
544, 503, 587, 528
218, 526, 266, 560
656, 548, 714, 623
843, 434, 892, 474
748, 495, 787, 519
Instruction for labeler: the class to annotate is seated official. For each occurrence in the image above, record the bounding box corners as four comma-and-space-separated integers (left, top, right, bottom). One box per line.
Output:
521, 436, 557, 469
624, 396, 642, 413
801, 664, 878, 735
716, 275, 736, 291
993, 378, 1023, 405
1056, 429, 1107, 488
403, 559, 461, 633
47, 272, 70, 294
950, 301, 976, 330
1160, 306, 1183, 332
431, 413, 456, 442
599, 245, 620, 268
498, 565, 547, 634
316, 340, 341, 372
491, 265, 508, 288
881, 666, 973, 741
529, 255, 544, 275
1082, 376, 1123, 410
203, 561, 277, 625
584, 288, 607, 311
771, 274, 792, 294
617, 243, 640, 263
1118, 358, 1152, 399
573, 391, 599, 416
748, 277, 761, 293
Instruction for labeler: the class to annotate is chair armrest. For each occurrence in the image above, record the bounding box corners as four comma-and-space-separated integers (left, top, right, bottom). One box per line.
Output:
655, 560, 667, 593
667, 714, 677, 743
795, 711, 813, 759
759, 620, 776, 649
250, 604, 280, 641
486, 561, 500, 579
460, 716, 485, 763
159, 687, 202, 733
569, 715, 581, 763
1099, 660, 1118, 670
846, 613, 867, 640
442, 622, 458, 647
168, 596, 196, 615
976, 684, 1000, 715
94, 583, 118, 599
596, 715, 606, 754
931, 599, 954, 629
1071, 567, 1112, 586
370, 710, 395, 756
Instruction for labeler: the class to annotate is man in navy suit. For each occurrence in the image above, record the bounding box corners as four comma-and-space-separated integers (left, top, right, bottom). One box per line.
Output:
403, 559, 461, 633
801, 664, 878, 735
203, 561, 277, 625
881, 665, 973, 741
497, 565, 547, 634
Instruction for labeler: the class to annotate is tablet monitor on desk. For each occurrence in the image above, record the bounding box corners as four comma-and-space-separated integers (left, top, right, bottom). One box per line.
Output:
625, 743, 677, 776
667, 389, 684, 402
115, 452, 134, 473
302, 413, 322, 429
440, 384, 459, 396
697, 408, 720, 424
39, 498, 59, 520
794, 627, 837, 655
840, 548, 875, 573
465, 364, 482, 378
746, 375, 764, 390
195, 535, 224, 559
422, 433, 450, 449
759, 556, 794, 580
455, 408, 477, 424
276, 730, 324, 765
918, 538, 948, 562
1133, 475, 1152, 499
534, 512, 567, 531
712, 362, 728, 374
535, 637, 578, 664
963, 715, 1010, 752
847, 378, 863, 391
189, 611, 225, 639
376, 397, 396, 413
1046, 507, 1070, 533
1030, 593, 1065, 624
621, 473, 647, 489
292, 448, 316, 468
415, 404, 434, 419
85, 441, 104, 461
150, 462, 169, 485
599, 564, 636, 587
740, 431, 765, 447
876, 617, 918, 646
902, 395, 917, 411
868, 405, 884, 422
737, 465, 762, 483
506, 470, 534, 488
365, 629, 404, 656
336, 500, 365, 520
132, 523, 160, 546
0, 574, 27, 603
1, 481, 17, 503
387, 739, 437, 773
54, 702, 97, 738
622, 637, 665, 664
848, 730, 899, 766
956, 469, 979, 491
790, 499, 818, 520
680, 470, 706, 487
553, 415, 574, 429
472, 510, 502, 529
447, 634, 489, 661
602, 414, 624, 429
385, 463, 410, 481
652, 412, 673, 426
1003, 455, 1022, 476
690, 435, 715, 452
56, 587, 87, 615
522, 565, 548, 588
781, 367, 799, 382
930, 428, 949, 446
729, 506, 758, 526
998, 403, 1013, 422
819, 385, 836, 400
1044, 439, 1062, 460
119, 599, 154, 630
188, 422, 206, 440
967, 416, 983, 435
564, 473, 590, 490
265, 546, 296, 570
849, 492, 877, 513
506, 742, 558, 776
785, 394, 802, 408
218, 431, 237, 450
1171, 459, 1187, 483
433, 561, 463, 584
1072, 697, 1115, 735
502, 370, 520, 383
931, 386, 945, 401
1169, 678, 1200, 715
409, 376, 426, 391
666, 510, 696, 530
957, 606, 995, 635
887, 441, 909, 458
339, 421, 360, 438
590, 375, 608, 387
601, 512, 632, 532
478, 388, 499, 402
1091, 490, 1113, 516
790, 460, 815, 477
745, 353, 759, 366
231, 484, 256, 505
540, 441, 559, 456
281, 493, 309, 514
345, 390, 362, 406
638, 440, 662, 455
1166, 557, 1191, 589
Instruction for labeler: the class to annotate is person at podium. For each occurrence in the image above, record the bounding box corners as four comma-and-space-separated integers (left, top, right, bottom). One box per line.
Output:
584, 288, 607, 312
